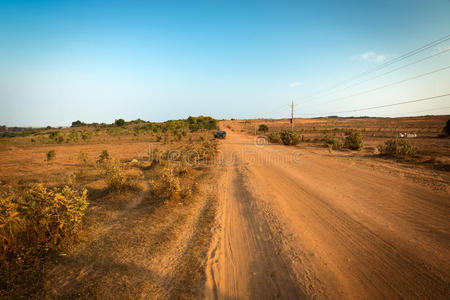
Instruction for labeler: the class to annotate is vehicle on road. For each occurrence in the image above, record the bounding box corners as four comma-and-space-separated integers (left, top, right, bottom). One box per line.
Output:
214, 130, 227, 139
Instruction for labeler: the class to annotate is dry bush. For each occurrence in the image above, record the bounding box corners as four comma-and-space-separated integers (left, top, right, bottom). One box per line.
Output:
150, 167, 181, 201
0, 184, 88, 259
150, 147, 167, 167
97, 149, 109, 163
78, 151, 89, 165
46, 150, 56, 162
258, 124, 269, 133
378, 139, 417, 158
344, 131, 363, 150
279, 130, 301, 145
175, 159, 193, 177
324, 134, 342, 150
268, 132, 281, 143
98, 158, 129, 192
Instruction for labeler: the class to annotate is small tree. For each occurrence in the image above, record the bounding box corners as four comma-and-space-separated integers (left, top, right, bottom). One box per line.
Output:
258, 124, 269, 133
71, 120, 85, 127
114, 119, 125, 126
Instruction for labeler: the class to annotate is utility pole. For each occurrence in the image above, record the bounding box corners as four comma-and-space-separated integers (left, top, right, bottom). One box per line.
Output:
290, 100, 294, 130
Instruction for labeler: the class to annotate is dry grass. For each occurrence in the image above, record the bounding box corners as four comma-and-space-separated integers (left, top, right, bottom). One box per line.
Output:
223, 116, 450, 168
0, 122, 220, 298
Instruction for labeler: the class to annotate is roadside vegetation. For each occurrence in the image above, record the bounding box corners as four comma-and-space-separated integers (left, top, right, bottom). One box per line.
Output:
0, 116, 219, 298
279, 129, 302, 145
230, 116, 449, 170
267, 127, 364, 151
0, 115, 217, 145
378, 139, 417, 158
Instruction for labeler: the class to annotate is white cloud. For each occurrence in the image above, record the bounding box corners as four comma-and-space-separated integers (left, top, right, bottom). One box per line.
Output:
289, 81, 301, 87
351, 51, 387, 63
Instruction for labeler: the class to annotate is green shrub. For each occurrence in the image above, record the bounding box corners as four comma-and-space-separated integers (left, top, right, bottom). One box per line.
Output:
258, 124, 269, 133
81, 131, 92, 141
46, 150, 56, 161
279, 130, 301, 145
344, 131, 363, 150
67, 131, 79, 143
0, 184, 88, 259
324, 134, 342, 150
268, 132, 281, 143
48, 131, 64, 144
379, 139, 417, 157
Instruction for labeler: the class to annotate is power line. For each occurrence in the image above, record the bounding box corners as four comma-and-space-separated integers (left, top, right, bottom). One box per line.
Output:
299, 34, 450, 101
303, 93, 450, 116
383, 105, 450, 117
306, 65, 450, 107
302, 48, 450, 104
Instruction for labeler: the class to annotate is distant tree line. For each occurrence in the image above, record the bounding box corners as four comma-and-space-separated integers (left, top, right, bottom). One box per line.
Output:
70, 116, 217, 131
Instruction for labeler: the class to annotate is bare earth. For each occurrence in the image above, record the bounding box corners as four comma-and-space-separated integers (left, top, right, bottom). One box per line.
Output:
204, 130, 449, 299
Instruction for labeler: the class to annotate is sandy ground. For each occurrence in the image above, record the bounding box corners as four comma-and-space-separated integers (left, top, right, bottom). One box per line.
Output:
204, 130, 449, 299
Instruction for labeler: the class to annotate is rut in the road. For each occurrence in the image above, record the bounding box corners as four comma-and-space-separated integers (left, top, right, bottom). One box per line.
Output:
205, 158, 308, 299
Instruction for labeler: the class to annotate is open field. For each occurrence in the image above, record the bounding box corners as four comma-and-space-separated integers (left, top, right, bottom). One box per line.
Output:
230, 115, 450, 169
0, 118, 221, 298
1, 115, 449, 299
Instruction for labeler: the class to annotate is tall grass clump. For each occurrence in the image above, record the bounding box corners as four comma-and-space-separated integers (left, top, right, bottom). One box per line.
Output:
378, 139, 417, 158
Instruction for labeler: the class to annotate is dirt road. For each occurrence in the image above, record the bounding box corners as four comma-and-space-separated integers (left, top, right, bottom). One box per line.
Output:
204, 130, 449, 299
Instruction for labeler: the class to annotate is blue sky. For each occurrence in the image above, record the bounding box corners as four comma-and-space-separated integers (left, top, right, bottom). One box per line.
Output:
0, 0, 449, 126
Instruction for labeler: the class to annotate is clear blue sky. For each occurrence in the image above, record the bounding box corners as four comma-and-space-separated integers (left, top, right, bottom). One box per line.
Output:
1, 0, 449, 126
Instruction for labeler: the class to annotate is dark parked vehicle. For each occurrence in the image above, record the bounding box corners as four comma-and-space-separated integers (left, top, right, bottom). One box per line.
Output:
214, 131, 227, 139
